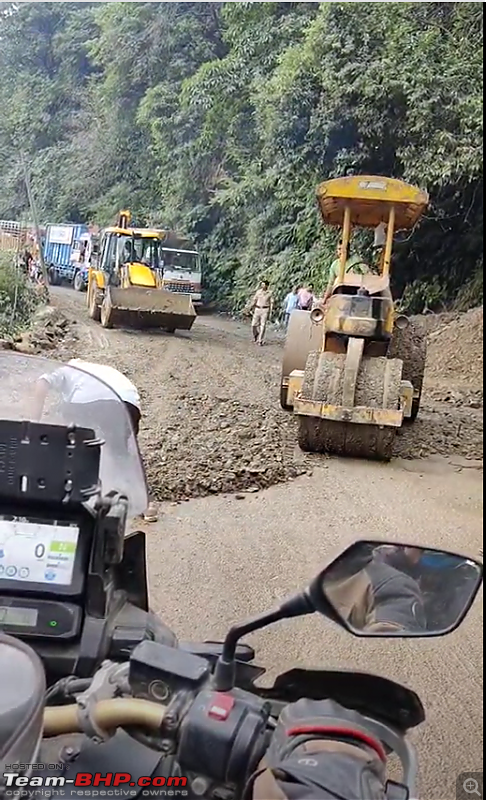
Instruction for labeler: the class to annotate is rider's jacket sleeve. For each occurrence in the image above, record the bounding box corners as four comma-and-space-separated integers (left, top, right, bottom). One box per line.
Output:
325, 562, 426, 632
365, 561, 426, 632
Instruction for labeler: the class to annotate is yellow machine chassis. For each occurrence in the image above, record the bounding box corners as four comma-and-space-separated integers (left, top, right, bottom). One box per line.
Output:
86, 214, 197, 333
280, 175, 429, 461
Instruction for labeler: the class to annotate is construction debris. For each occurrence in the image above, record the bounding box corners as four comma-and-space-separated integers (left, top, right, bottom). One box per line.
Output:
10, 305, 71, 354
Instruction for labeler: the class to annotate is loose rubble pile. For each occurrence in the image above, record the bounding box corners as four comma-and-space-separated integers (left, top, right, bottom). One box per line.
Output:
143, 307, 483, 499
395, 306, 483, 461
424, 306, 483, 393
12, 295, 480, 502
142, 393, 308, 501
394, 406, 483, 461
1, 305, 72, 354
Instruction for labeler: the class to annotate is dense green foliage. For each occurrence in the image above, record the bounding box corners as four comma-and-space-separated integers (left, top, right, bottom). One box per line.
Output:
0, 252, 41, 336
0, 2, 483, 311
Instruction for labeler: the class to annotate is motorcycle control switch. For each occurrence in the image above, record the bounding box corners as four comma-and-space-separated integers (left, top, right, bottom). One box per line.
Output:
178, 689, 270, 786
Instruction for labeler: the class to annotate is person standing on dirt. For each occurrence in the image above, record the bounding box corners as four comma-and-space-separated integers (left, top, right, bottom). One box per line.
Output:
31, 358, 159, 524
282, 286, 299, 329
250, 279, 274, 346
29, 257, 41, 284
297, 284, 315, 311
79, 240, 87, 265
22, 248, 33, 275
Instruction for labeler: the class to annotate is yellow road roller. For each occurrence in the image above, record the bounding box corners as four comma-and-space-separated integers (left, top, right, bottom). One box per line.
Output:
86, 211, 196, 333
281, 175, 429, 461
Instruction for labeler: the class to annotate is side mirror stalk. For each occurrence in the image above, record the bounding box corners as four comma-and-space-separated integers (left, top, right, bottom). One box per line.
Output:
213, 594, 314, 691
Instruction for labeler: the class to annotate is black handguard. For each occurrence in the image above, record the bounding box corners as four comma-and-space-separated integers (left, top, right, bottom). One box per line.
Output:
249, 699, 387, 800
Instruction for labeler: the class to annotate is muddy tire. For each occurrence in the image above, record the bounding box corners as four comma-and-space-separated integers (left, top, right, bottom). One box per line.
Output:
74, 271, 85, 292
88, 280, 102, 322
388, 319, 427, 422
298, 352, 400, 461
297, 417, 327, 452
298, 417, 395, 461
100, 297, 114, 329
280, 383, 291, 411
297, 418, 312, 451
298, 417, 347, 455
48, 267, 61, 286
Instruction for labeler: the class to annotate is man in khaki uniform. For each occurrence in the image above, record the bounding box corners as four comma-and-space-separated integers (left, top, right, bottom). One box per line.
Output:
250, 280, 273, 345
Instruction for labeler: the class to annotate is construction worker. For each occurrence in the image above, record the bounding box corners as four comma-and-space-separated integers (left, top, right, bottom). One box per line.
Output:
120, 239, 135, 265
297, 284, 315, 311
250, 280, 274, 346
22, 248, 33, 276
322, 239, 369, 305
282, 286, 299, 329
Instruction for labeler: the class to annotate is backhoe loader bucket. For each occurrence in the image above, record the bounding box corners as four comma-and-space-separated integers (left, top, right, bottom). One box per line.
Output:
101, 287, 196, 332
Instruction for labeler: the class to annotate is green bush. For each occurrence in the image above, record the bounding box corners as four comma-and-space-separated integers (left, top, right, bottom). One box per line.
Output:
0, 251, 41, 338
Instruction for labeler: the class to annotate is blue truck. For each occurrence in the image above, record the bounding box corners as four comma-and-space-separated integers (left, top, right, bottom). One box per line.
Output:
44, 223, 89, 285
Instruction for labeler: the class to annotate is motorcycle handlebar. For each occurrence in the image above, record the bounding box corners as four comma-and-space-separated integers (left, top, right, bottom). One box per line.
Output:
42, 694, 415, 794
43, 698, 166, 737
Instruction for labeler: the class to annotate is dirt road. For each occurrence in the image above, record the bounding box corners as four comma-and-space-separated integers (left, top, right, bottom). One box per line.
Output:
51, 288, 483, 799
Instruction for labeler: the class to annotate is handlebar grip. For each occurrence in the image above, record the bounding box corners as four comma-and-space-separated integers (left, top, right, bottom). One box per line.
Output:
43, 698, 166, 737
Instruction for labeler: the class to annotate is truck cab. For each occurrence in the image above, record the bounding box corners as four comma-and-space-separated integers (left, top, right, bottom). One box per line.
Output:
160, 246, 202, 306
44, 223, 89, 286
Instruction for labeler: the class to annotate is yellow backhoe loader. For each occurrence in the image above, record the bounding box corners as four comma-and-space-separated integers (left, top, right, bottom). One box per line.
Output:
281, 175, 429, 461
86, 211, 196, 332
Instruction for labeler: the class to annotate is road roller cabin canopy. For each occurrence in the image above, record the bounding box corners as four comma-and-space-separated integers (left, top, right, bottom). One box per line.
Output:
316, 176, 429, 230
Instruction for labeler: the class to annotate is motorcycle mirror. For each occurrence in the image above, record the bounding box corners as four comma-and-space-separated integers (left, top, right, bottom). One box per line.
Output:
308, 540, 483, 638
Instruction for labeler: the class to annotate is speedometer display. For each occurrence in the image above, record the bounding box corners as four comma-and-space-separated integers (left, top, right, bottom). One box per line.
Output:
0, 518, 79, 586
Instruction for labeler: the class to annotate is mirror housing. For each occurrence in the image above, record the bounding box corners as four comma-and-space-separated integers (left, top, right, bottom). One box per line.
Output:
312, 540, 483, 637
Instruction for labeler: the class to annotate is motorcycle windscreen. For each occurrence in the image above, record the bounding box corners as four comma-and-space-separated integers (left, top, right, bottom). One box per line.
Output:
0, 353, 148, 517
